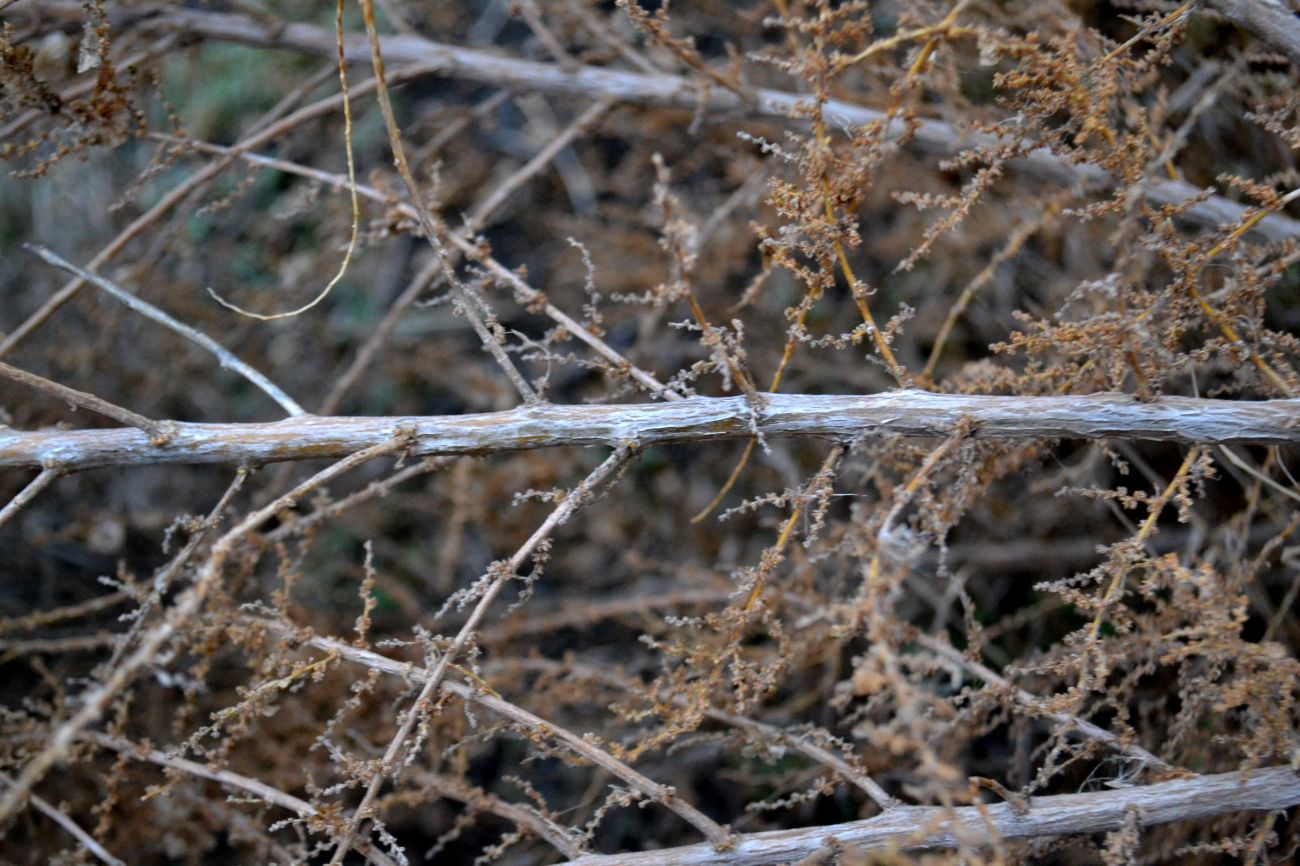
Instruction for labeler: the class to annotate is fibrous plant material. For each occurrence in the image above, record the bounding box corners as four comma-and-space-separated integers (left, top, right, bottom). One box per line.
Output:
2, 1, 1299, 865
3, 391, 1300, 470
557, 767, 1300, 866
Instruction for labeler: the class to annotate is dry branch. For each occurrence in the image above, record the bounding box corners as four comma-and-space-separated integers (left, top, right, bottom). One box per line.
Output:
82, 734, 402, 866
558, 766, 1300, 866
279, 624, 732, 853
0, 770, 125, 866
0, 442, 397, 824
495, 657, 899, 811
355, 0, 539, 408
26, 245, 306, 417
3, 392, 1298, 470
141, 135, 684, 404
1205, 0, 1300, 69
21, 0, 1300, 242
0, 360, 164, 438
0, 466, 61, 529
913, 634, 1169, 771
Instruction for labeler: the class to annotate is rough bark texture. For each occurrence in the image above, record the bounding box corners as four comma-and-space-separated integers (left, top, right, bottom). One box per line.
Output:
562, 767, 1300, 866
4, 392, 1299, 469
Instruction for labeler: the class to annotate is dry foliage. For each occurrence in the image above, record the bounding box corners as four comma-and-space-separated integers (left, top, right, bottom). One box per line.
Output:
1, 1, 1299, 864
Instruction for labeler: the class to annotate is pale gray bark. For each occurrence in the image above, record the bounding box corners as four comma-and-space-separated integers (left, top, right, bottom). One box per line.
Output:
561, 766, 1300, 866
3, 391, 1298, 470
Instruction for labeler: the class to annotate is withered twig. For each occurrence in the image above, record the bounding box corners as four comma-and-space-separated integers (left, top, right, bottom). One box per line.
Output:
26, 246, 306, 417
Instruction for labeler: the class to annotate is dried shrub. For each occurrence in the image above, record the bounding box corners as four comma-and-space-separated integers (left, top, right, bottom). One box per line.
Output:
1, 1, 1299, 865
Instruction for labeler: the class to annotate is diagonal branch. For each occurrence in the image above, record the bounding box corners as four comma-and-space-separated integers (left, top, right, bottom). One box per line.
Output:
913, 633, 1170, 772
0, 360, 166, 440
494, 657, 897, 812
2, 392, 1298, 471
321, 445, 736, 863
555, 765, 1300, 866
144, 135, 683, 403
0, 440, 400, 825
0, 770, 126, 866
26, 246, 306, 417
264, 618, 733, 858
82, 733, 401, 866
21, 0, 1300, 243
0, 467, 61, 530
357, 0, 538, 407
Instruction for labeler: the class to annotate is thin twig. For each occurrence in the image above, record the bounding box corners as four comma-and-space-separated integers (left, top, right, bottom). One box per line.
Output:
0, 633, 119, 659
511, 0, 578, 69
0, 360, 166, 439
496, 657, 898, 812
0, 440, 400, 824
261, 616, 735, 860
913, 633, 1170, 772
88, 733, 316, 820
82, 733, 401, 866
0, 587, 132, 636
1218, 443, 1300, 504
466, 99, 611, 230
358, 0, 539, 406
0, 466, 63, 530
262, 456, 451, 543
407, 770, 585, 859
25, 246, 306, 417
0, 770, 126, 866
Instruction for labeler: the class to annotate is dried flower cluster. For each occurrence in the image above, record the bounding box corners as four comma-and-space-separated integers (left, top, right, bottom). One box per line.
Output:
1, 1, 1299, 864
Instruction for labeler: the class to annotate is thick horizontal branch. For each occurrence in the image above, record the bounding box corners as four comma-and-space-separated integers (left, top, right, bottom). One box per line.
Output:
22, 0, 1300, 243
3, 391, 1298, 470
561, 766, 1300, 866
